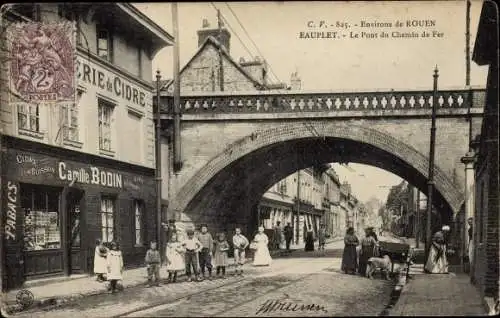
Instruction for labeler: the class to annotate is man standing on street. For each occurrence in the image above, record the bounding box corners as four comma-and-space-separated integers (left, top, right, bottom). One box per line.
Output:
197, 224, 214, 280
274, 221, 284, 250
284, 222, 294, 253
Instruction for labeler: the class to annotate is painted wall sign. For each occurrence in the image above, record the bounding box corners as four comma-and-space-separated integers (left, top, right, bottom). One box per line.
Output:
76, 57, 150, 107
58, 161, 123, 188
5, 181, 18, 240
7, 150, 153, 193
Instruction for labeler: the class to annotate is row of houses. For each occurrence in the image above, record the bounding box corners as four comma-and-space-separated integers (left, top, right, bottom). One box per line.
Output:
258, 166, 371, 245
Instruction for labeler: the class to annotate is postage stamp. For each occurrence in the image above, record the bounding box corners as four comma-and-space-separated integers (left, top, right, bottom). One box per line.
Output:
6, 22, 76, 102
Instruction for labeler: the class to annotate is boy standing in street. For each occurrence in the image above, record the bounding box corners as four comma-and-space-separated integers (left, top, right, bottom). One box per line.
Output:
145, 241, 161, 287
232, 227, 249, 276
182, 229, 202, 282
197, 224, 214, 280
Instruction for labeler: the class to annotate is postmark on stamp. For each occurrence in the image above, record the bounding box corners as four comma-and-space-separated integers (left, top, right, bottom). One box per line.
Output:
7, 22, 76, 102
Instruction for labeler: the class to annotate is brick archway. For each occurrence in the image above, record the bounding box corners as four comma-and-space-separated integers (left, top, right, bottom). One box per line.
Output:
170, 122, 463, 217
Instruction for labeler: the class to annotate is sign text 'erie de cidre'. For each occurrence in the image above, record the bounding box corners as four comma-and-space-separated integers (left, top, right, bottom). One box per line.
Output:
76, 58, 148, 107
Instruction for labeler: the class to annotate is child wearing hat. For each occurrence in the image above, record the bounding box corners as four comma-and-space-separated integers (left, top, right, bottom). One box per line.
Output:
181, 228, 202, 282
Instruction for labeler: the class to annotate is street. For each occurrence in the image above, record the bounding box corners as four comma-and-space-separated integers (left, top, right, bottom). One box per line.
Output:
13, 241, 396, 317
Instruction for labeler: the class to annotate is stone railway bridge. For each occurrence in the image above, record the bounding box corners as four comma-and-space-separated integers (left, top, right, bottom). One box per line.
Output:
158, 87, 485, 235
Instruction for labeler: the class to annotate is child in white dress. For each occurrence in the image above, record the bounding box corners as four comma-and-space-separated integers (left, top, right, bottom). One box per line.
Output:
165, 233, 185, 283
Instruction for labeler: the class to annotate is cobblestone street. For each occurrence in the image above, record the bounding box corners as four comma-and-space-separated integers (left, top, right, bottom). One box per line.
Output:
12, 242, 396, 317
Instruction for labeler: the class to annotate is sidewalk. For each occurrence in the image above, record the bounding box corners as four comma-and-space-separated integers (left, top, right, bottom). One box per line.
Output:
389, 273, 487, 316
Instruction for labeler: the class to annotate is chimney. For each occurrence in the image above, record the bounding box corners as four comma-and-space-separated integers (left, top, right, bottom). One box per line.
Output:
197, 19, 231, 53
290, 72, 301, 90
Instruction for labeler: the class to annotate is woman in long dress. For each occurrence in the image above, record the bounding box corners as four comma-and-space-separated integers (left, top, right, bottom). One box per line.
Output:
252, 226, 272, 266
304, 229, 315, 251
424, 226, 450, 274
341, 227, 359, 275
359, 228, 378, 276
165, 233, 185, 283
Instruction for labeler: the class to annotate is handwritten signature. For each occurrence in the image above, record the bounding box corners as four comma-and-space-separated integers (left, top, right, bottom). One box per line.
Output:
256, 299, 327, 315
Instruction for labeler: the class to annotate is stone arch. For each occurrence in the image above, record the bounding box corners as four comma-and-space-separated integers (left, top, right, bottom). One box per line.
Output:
170, 122, 463, 217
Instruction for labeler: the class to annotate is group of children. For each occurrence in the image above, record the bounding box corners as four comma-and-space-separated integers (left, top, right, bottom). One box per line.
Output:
159, 224, 245, 284
93, 224, 250, 291
93, 240, 124, 293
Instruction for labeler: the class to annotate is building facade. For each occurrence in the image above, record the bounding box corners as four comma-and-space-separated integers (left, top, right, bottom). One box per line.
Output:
1, 3, 173, 290
323, 168, 342, 238
470, 1, 499, 312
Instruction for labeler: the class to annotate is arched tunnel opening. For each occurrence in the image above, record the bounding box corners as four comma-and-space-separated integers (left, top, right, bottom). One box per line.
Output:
182, 137, 455, 238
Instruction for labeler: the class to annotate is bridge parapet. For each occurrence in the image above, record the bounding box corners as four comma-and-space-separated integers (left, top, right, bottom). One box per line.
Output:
160, 88, 485, 114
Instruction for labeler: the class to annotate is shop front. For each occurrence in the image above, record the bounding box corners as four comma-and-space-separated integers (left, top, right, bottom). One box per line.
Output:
2, 137, 156, 290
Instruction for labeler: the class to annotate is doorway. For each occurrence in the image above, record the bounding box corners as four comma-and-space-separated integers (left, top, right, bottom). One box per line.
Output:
66, 189, 84, 274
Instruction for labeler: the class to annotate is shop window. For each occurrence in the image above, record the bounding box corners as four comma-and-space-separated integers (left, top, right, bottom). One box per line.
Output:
100, 196, 115, 243
134, 200, 144, 246
97, 25, 113, 62
22, 185, 61, 251
98, 99, 114, 152
17, 104, 40, 133
60, 91, 81, 142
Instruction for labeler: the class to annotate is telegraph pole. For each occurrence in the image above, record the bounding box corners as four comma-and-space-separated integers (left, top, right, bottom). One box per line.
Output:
172, 2, 182, 171
465, 0, 471, 88
295, 170, 301, 245
416, 190, 420, 248
426, 67, 439, 264
466, 0, 473, 150
217, 9, 224, 91
155, 70, 162, 259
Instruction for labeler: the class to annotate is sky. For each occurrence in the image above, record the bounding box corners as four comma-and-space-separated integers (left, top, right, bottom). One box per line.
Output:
134, 1, 489, 204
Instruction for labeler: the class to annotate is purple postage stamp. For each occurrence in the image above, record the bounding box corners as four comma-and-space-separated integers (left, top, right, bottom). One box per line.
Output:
7, 22, 76, 102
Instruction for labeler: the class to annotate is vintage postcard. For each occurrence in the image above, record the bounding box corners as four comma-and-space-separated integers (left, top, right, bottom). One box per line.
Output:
0, 1, 498, 317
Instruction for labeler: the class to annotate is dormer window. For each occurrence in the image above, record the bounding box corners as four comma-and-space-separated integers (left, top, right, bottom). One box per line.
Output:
97, 25, 113, 62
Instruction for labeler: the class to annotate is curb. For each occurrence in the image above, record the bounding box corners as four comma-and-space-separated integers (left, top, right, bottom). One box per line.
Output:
379, 273, 409, 316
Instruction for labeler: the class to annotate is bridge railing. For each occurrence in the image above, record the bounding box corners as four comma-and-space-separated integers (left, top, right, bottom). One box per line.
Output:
159, 88, 485, 114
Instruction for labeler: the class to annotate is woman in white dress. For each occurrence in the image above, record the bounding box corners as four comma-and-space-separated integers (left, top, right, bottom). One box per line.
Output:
252, 226, 272, 266
424, 226, 450, 274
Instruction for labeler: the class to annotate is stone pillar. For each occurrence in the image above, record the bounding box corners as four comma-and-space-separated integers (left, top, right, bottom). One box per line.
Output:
461, 151, 475, 274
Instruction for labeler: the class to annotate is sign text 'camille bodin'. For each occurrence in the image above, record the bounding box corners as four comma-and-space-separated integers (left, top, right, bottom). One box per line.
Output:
5, 181, 18, 240
58, 162, 123, 188
76, 57, 149, 107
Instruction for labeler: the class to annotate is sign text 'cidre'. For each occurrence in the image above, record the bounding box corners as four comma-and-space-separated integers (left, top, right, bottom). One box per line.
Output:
76, 58, 148, 107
